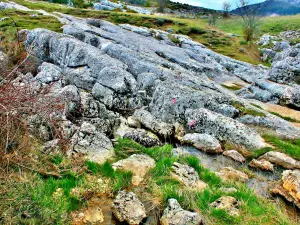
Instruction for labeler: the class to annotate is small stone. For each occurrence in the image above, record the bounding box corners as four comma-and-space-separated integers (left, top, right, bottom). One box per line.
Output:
216, 167, 249, 182
249, 159, 274, 172
112, 191, 146, 225
258, 151, 300, 169
160, 198, 203, 225
127, 116, 141, 128
181, 133, 223, 153
171, 162, 208, 191
84, 206, 104, 224
219, 187, 238, 194
112, 154, 156, 185
210, 196, 240, 216
223, 150, 246, 163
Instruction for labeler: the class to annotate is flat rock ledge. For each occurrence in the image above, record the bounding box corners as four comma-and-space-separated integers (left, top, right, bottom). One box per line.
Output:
223, 150, 246, 163
160, 198, 203, 225
112, 154, 156, 185
249, 159, 274, 172
112, 190, 147, 224
216, 167, 249, 182
259, 151, 300, 170
171, 162, 208, 191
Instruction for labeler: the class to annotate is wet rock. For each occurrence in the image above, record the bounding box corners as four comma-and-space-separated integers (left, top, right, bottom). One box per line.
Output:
181, 133, 223, 153
71, 122, 115, 164
216, 167, 249, 182
210, 196, 240, 216
272, 170, 300, 209
112, 190, 147, 224
223, 150, 245, 163
171, 162, 208, 191
160, 198, 203, 225
112, 154, 155, 185
123, 129, 162, 147
185, 108, 266, 149
258, 151, 300, 169
249, 159, 274, 172
133, 109, 174, 138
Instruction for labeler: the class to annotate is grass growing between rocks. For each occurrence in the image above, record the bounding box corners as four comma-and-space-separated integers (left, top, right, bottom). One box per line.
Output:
0, 138, 296, 224
250, 134, 300, 160
112, 138, 295, 225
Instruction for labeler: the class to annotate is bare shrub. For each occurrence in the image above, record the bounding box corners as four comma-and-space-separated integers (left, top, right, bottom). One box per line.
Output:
236, 0, 261, 42
222, 1, 232, 18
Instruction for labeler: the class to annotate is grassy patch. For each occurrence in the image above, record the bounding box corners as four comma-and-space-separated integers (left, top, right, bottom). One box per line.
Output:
269, 111, 300, 123
85, 160, 132, 192
261, 134, 300, 160
233, 101, 266, 117
221, 83, 244, 91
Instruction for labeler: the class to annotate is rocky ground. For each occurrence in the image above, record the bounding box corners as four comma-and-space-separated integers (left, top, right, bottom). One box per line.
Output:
1, 1, 300, 224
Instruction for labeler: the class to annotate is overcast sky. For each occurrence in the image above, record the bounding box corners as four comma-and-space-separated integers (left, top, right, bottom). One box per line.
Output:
170, 0, 265, 10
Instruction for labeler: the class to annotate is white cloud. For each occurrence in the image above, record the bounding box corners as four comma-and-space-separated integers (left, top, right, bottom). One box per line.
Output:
170, 0, 265, 10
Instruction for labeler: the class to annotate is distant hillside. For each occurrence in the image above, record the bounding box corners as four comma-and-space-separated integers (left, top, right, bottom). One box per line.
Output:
232, 0, 300, 16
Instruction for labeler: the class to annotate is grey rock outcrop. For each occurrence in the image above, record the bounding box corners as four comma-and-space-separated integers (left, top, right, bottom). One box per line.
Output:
112, 191, 147, 224
185, 108, 266, 149
160, 198, 203, 225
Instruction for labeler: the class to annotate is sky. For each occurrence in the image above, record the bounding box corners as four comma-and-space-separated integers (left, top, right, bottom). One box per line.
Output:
170, 0, 265, 10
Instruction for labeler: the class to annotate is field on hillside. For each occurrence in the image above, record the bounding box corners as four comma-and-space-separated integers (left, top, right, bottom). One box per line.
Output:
217, 14, 300, 35
3, 0, 300, 65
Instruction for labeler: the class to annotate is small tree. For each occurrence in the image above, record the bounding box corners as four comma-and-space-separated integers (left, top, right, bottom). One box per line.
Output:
157, 0, 166, 13
208, 13, 218, 27
236, 0, 261, 42
222, 1, 231, 18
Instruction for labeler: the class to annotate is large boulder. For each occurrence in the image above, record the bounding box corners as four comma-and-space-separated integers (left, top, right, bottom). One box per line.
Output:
258, 151, 300, 169
160, 198, 203, 225
112, 191, 147, 224
185, 108, 266, 149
